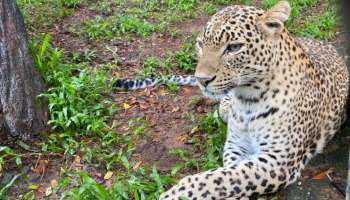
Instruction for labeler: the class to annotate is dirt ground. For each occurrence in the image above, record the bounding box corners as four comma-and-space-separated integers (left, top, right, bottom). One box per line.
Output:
2, 1, 350, 199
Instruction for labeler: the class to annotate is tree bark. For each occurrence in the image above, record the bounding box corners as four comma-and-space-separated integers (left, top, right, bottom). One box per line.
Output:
347, 150, 350, 200
0, 0, 47, 140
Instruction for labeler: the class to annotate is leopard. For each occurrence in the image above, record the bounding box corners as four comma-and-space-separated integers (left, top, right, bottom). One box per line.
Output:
156, 1, 349, 200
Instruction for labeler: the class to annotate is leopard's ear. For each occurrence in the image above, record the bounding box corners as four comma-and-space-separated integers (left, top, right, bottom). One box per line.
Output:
258, 1, 291, 37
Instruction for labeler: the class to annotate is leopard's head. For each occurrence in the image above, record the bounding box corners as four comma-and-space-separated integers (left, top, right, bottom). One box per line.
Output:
195, 1, 291, 99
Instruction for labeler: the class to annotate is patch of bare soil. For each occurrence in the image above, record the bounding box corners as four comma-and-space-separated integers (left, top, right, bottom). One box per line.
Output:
112, 86, 216, 171
48, 4, 212, 77
173, 14, 209, 35
48, 0, 216, 167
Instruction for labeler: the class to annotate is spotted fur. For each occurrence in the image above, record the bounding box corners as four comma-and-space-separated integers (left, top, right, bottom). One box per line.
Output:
160, 1, 349, 200
113, 75, 197, 90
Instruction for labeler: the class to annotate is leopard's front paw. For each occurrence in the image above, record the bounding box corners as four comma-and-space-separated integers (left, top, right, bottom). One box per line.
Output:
159, 177, 194, 200
159, 187, 184, 200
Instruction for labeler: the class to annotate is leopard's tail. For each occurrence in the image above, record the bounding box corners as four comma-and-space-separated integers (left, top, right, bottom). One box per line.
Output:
113, 75, 197, 90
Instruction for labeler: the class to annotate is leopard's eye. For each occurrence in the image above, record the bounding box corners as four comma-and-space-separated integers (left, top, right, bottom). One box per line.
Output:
196, 41, 204, 56
196, 41, 203, 49
224, 43, 244, 54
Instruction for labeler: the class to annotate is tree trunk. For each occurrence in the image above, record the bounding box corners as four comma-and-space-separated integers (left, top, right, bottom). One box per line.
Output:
0, 0, 47, 140
347, 150, 350, 200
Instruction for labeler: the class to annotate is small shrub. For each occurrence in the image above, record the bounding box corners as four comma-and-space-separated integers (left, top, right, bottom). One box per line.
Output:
201, 3, 218, 15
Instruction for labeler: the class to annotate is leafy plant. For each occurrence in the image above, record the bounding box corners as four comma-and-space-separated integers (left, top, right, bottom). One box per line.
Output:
0, 174, 21, 199
128, 118, 150, 137
137, 40, 197, 78
0, 146, 22, 175
172, 42, 197, 73
79, 13, 167, 40
60, 0, 84, 8
201, 2, 218, 15
190, 111, 227, 170
293, 9, 337, 40
17, 0, 82, 31
137, 57, 166, 78
59, 167, 174, 200
170, 111, 227, 174
80, 16, 114, 40
28, 34, 177, 200
166, 0, 199, 18
29, 34, 116, 157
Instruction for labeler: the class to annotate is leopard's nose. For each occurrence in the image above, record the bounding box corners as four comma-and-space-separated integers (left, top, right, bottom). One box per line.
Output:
196, 76, 216, 87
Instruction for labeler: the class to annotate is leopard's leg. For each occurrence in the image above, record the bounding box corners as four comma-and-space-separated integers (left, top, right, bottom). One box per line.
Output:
160, 102, 303, 200
159, 152, 297, 200
219, 96, 232, 123
223, 132, 251, 167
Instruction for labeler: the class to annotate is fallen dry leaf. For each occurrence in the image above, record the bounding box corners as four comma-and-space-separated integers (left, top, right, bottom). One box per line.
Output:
121, 125, 129, 131
171, 107, 180, 112
123, 103, 131, 110
312, 168, 333, 180
176, 135, 188, 143
45, 186, 53, 196
74, 155, 81, 164
104, 171, 114, 180
158, 89, 167, 96
152, 137, 161, 142
112, 72, 120, 77
133, 161, 143, 171
139, 102, 148, 110
146, 88, 152, 96
28, 184, 40, 190
50, 179, 58, 188
31, 160, 48, 173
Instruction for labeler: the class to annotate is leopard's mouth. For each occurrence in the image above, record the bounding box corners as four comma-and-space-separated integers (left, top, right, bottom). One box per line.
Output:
199, 83, 236, 100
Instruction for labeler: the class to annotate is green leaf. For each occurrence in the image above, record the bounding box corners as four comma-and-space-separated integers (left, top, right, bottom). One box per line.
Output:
18, 141, 31, 151
0, 174, 21, 196
15, 156, 22, 166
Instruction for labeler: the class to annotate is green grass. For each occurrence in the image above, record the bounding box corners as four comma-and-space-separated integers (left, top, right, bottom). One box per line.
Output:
137, 56, 168, 78
0, 147, 23, 199
81, 0, 240, 40
136, 37, 197, 79
7, 34, 206, 199
19, 34, 224, 199
29, 34, 118, 158
263, 0, 317, 26
169, 111, 227, 174
262, 0, 337, 40
3, 35, 223, 199
0, 147, 22, 175
171, 42, 197, 72
239, 0, 254, 5
50, 111, 226, 200
22, 34, 173, 199
17, 0, 85, 32
201, 3, 218, 15
58, 165, 174, 199
79, 14, 167, 40
0, 173, 21, 200
293, 9, 337, 40
81, 0, 198, 40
